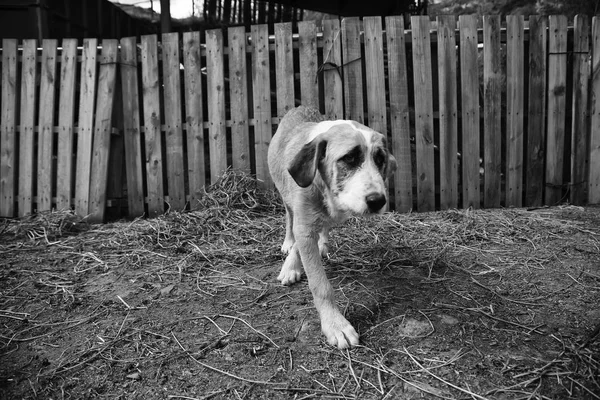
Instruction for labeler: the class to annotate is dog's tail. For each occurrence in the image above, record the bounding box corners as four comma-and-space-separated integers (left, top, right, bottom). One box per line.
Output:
277, 106, 324, 134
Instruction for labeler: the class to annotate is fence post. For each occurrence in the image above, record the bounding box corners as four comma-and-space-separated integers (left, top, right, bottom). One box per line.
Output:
1, 39, 18, 217
545, 15, 568, 206
459, 15, 481, 209
75, 38, 98, 218
590, 17, 600, 204
88, 39, 118, 223
18, 39, 38, 217
183, 31, 207, 207
162, 32, 187, 211
251, 24, 273, 188
570, 15, 591, 205
437, 15, 459, 210
120, 36, 145, 217
506, 15, 525, 207
483, 15, 502, 208
526, 16, 547, 207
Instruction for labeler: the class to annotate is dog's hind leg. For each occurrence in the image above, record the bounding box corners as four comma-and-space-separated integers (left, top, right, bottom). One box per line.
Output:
277, 243, 303, 285
280, 204, 295, 255
318, 226, 329, 257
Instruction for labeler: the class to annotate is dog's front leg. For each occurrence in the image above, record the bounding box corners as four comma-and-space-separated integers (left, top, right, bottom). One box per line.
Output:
295, 229, 359, 349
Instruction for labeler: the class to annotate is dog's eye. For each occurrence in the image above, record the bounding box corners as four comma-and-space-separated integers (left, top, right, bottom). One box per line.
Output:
374, 150, 386, 168
341, 153, 356, 165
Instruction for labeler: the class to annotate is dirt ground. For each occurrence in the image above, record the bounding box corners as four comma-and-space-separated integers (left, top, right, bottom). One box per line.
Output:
1, 179, 599, 399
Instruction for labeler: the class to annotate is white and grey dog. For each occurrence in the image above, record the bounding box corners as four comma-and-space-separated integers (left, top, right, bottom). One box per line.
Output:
268, 106, 396, 349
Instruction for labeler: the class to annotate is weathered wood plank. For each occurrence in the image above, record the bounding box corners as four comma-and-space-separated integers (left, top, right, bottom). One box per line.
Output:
459, 15, 480, 209
275, 22, 295, 117
411, 16, 435, 212
251, 24, 273, 187
386, 16, 413, 212
545, 15, 568, 205
482, 16, 502, 208
506, 15, 525, 207
119, 36, 145, 217
37, 39, 58, 212
570, 15, 591, 205
75, 38, 98, 217
162, 32, 186, 211
1, 39, 18, 217
322, 19, 343, 119
436, 15, 458, 210
341, 17, 363, 122
298, 21, 319, 109
589, 17, 600, 204
141, 34, 165, 217
526, 16, 547, 207
56, 39, 77, 212
227, 26, 250, 173
206, 29, 228, 185
183, 31, 206, 207
364, 17, 386, 134
88, 39, 118, 222
18, 39, 38, 217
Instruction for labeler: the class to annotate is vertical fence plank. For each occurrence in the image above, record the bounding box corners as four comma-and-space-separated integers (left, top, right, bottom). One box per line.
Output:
141, 34, 164, 217
37, 39, 58, 212
298, 21, 318, 109
411, 16, 435, 212
506, 15, 525, 207
526, 16, 547, 207
120, 36, 145, 217
88, 39, 118, 222
546, 15, 568, 205
364, 17, 386, 134
75, 38, 98, 217
56, 39, 77, 212
183, 31, 207, 206
341, 17, 363, 122
1, 39, 18, 217
590, 17, 600, 204
437, 15, 459, 210
570, 15, 591, 205
18, 39, 38, 217
322, 19, 343, 119
459, 15, 481, 209
206, 29, 228, 185
386, 16, 413, 212
275, 22, 295, 117
251, 24, 272, 187
162, 32, 186, 211
483, 16, 502, 208
228, 26, 250, 173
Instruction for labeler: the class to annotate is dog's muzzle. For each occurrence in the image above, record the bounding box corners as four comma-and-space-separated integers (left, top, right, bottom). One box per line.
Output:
366, 193, 387, 213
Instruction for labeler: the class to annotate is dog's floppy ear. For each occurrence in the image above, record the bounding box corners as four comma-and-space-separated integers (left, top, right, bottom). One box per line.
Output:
288, 136, 327, 188
386, 153, 397, 179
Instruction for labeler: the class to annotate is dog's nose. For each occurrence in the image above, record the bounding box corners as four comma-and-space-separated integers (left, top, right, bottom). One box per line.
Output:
366, 193, 386, 212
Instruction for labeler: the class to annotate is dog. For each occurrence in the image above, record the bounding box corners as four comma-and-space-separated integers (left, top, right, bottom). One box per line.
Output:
267, 106, 397, 349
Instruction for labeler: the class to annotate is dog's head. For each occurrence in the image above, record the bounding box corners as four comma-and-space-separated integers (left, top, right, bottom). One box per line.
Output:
288, 120, 397, 218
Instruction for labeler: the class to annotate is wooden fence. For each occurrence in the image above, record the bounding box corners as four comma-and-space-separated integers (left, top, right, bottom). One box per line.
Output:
1, 15, 600, 222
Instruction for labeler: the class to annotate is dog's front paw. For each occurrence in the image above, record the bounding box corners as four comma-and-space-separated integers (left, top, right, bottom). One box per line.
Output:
280, 239, 294, 255
321, 314, 359, 349
278, 252, 303, 285
277, 267, 303, 285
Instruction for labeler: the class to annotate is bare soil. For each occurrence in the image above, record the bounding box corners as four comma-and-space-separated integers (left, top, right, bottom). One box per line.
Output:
1, 185, 599, 399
